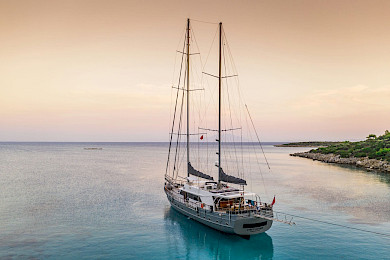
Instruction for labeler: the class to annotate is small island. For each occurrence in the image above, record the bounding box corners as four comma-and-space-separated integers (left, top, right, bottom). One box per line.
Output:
289, 131, 390, 174
274, 141, 343, 147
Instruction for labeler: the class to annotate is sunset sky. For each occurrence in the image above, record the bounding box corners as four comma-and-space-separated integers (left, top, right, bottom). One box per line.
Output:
1, 0, 390, 142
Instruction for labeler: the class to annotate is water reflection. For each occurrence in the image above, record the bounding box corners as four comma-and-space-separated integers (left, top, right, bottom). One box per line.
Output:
163, 207, 274, 260
333, 164, 390, 187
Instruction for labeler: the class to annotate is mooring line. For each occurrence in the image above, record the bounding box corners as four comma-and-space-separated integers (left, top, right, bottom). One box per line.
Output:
274, 210, 390, 239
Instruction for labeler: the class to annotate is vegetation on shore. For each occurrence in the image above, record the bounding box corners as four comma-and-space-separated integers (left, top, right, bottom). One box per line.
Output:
275, 141, 343, 147
310, 131, 390, 162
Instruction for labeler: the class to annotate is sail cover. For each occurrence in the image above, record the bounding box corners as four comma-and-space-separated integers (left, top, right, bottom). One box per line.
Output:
219, 167, 247, 185
188, 162, 214, 180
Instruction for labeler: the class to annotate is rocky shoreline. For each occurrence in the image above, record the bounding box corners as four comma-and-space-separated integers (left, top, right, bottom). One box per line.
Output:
291, 152, 390, 174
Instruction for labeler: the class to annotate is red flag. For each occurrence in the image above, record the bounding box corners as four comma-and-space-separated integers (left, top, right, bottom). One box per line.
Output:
200, 135, 204, 140
271, 196, 276, 206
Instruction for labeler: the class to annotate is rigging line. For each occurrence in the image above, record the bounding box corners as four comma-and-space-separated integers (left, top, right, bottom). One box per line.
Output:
176, 51, 200, 55
199, 127, 241, 132
177, 140, 187, 179
173, 67, 187, 179
220, 29, 242, 129
202, 72, 218, 78
173, 90, 185, 179
198, 28, 219, 126
190, 18, 219, 25
172, 86, 204, 91
273, 211, 390, 239
244, 109, 269, 200
202, 72, 238, 78
222, 29, 240, 179
198, 73, 218, 130
166, 35, 187, 176
186, 37, 205, 107
224, 30, 244, 125
224, 30, 239, 80
166, 84, 180, 176
203, 84, 210, 175
192, 29, 210, 169
188, 55, 205, 119
220, 25, 245, 180
245, 104, 271, 170
170, 133, 206, 135
202, 26, 219, 72
190, 24, 204, 68
170, 25, 187, 93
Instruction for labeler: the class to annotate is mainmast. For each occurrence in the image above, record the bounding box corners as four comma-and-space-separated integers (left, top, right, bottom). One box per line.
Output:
186, 18, 190, 177
218, 22, 222, 184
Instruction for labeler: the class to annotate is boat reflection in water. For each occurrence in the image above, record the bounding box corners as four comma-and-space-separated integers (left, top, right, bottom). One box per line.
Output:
163, 207, 274, 259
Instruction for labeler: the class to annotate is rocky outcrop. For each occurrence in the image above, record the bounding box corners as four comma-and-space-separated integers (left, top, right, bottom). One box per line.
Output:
291, 152, 390, 174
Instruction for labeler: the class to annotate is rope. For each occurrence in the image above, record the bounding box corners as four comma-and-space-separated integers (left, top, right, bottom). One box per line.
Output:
274, 210, 390, 239
222, 29, 240, 179
245, 104, 271, 170
244, 110, 268, 199
191, 18, 219, 25
172, 66, 187, 179
166, 34, 187, 176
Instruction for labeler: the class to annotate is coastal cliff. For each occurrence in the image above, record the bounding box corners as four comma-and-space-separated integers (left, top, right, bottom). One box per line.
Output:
291, 152, 390, 173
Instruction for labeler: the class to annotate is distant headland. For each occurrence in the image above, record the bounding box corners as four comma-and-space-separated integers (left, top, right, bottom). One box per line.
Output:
286, 131, 390, 174
274, 141, 343, 147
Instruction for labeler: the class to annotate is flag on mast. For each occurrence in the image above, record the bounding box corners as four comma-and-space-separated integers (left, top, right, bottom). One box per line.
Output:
200, 135, 204, 140
271, 195, 276, 206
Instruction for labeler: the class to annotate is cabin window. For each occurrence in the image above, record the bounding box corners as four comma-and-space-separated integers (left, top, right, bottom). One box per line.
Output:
180, 191, 200, 201
187, 192, 200, 201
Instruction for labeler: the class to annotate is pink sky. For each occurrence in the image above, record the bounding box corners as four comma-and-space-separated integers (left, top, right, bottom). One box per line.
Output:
1, 0, 390, 141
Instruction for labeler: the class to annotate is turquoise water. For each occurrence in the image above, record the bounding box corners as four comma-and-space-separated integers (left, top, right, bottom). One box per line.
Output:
0, 142, 389, 259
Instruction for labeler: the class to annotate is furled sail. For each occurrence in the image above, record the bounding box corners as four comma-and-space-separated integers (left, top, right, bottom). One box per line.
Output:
188, 162, 214, 180
219, 167, 247, 185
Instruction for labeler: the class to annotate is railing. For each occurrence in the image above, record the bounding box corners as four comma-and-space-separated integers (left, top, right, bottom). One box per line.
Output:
165, 184, 289, 224
166, 188, 203, 211
165, 175, 186, 187
254, 210, 296, 225
166, 187, 296, 226
216, 204, 272, 216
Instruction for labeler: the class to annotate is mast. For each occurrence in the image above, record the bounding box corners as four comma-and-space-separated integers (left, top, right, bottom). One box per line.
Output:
218, 22, 222, 184
186, 18, 190, 177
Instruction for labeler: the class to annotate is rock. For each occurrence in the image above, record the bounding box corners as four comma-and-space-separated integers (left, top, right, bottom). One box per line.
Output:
290, 152, 390, 174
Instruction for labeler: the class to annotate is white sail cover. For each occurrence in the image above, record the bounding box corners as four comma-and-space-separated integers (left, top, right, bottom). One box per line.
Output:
188, 162, 214, 180
219, 167, 247, 185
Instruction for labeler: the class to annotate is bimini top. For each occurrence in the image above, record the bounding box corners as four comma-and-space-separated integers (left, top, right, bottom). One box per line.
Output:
213, 191, 257, 199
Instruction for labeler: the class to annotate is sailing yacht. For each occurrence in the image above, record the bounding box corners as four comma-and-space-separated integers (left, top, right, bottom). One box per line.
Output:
164, 19, 281, 238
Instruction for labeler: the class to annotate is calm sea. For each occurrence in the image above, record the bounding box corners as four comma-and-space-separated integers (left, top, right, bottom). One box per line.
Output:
0, 142, 389, 259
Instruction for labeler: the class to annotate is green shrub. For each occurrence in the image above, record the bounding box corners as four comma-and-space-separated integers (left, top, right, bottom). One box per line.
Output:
311, 131, 390, 162
376, 148, 390, 157
339, 151, 350, 158
354, 152, 366, 158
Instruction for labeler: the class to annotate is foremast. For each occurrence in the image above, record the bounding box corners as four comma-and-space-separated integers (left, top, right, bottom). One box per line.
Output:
186, 18, 190, 177
218, 22, 222, 185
